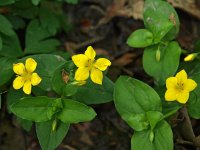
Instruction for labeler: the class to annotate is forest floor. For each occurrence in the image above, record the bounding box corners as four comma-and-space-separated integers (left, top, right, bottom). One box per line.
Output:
1, 0, 200, 150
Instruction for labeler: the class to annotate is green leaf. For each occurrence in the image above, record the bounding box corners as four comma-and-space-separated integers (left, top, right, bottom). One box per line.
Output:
52, 61, 75, 95
32, 0, 41, 5
0, 33, 23, 57
0, 36, 2, 51
122, 113, 149, 131
39, 6, 60, 35
25, 19, 60, 54
65, 0, 79, 4
131, 120, 173, 150
0, 93, 1, 109
143, 0, 179, 42
143, 41, 181, 85
0, 57, 16, 86
10, 96, 60, 122
6, 14, 26, 30
63, 84, 78, 96
180, 60, 200, 76
146, 111, 163, 130
0, 0, 15, 6
114, 76, 162, 116
7, 88, 28, 112
12, 0, 39, 19
127, 29, 153, 48
16, 117, 33, 132
57, 99, 96, 124
187, 73, 200, 119
20, 54, 65, 91
0, 14, 14, 36
36, 120, 69, 150
74, 77, 114, 104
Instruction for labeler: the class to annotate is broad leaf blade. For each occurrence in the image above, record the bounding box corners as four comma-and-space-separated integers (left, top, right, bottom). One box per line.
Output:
57, 99, 96, 124
25, 19, 60, 54
36, 120, 69, 150
143, 0, 179, 42
0, 14, 14, 36
131, 120, 173, 150
10, 96, 56, 122
74, 77, 114, 104
143, 41, 181, 85
0, 57, 16, 86
0, 0, 15, 6
114, 76, 162, 116
0, 33, 23, 57
127, 29, 153, 48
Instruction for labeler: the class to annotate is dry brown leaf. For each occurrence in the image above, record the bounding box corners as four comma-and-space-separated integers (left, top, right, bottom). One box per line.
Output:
98, 0, 200, 26
113, 52, 136, 67
167, 0, 200, 20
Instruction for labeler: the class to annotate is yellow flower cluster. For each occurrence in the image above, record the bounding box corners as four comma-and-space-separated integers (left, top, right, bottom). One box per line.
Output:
13, 58, 42, 94
165, 70, 197, 104
72, 46, 111, 85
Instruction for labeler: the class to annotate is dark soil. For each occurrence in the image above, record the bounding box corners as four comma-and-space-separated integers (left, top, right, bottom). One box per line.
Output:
1, 0, 200, 150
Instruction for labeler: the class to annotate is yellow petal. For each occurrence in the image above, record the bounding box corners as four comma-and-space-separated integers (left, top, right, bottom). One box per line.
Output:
185, 79, 197, 91
166, 77, 177, 89
77, 80, 87, 86
13, 63, 25, 75
85, 46, 96, 60
75, 67, 89, 81
175, 70, 187, 83
31, 73, 42, 86
176, 91, 189, 104
90, 68, 103, 85
184, 53, 197, 62
165, 89, 177, 101
13, 76, 25, 89
72, 54, 89, 68
25, 58, 37, 73
23, 80, 32, 95
94, 58, 111, 71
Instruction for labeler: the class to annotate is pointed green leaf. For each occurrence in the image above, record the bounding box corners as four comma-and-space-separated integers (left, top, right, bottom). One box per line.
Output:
0, 33, 23, 57
0, 57, 16, 86
57, 99, 96, 124
12, 0, 39, 19
131, 120, 173, 150
0, 0, 15, 6
25, 19, 60, 54
0, 14, 14, 36
0, 36, 2, 51
36, 120, 69, 150
10, 96, 60, 122
17, 117, 33, 132
122, 113, 149, 131
39, 7, 60, 35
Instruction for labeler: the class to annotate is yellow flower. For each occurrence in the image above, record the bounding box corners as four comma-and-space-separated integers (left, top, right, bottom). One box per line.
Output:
165, 70, 197, 104
184, 53, 198, 62
72, 46, 111, 85
13, 58, 42, 95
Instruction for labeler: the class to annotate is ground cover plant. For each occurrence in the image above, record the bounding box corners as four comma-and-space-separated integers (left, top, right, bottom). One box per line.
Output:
1, 0, 200, 150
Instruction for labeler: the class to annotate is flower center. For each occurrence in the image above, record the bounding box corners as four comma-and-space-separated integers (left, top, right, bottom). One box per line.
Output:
22, 71, 32, 81
176, 81, 184, 92
86, 59, 94, 71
